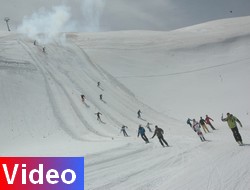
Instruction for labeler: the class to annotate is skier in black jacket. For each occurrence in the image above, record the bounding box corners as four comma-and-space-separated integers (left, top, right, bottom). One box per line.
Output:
186, 118, 192, 128
151, 125, 169, 147
137, 110, 142, 118
121, 125, 129, 137
95, 112, 102, 122
199, 117, 209, 133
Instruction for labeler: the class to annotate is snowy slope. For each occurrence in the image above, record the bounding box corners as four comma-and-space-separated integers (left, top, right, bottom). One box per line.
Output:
73, 17, 250, 189
1, 16, 250, 190
75, 16, 250, 124
0, 31, 179, 156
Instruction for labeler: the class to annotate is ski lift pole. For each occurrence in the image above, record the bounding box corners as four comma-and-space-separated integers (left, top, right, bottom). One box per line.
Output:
4, 17, 11, 31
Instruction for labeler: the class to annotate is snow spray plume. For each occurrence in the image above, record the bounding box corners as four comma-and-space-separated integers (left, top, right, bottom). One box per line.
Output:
17, 5, 75, 44
81, 0, 106, 32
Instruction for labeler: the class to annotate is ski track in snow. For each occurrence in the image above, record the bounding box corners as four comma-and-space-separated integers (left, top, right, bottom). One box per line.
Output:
19, 40, 89, 140
3, 38, 249, 190
114, 58, 250, 79
84, 139, 250, 190
18, 39, 164, 141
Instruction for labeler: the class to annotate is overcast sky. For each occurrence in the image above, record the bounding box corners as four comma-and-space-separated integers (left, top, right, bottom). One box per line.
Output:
1, 0, 250, 32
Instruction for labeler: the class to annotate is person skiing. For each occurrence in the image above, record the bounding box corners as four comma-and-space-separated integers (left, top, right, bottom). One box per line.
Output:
221, 113, 243, 145
121, 125, 129, 137
199, 117, 209, 133
97, 81, 100, 87
137, 125, 149, 143
151, 125, 169, 147
81, 94, 85, 102
187, 118, 192, 128
100, 94, 103, 101
42, 47, 46, 53
145, 122, 153, 132
137, 110, 142, 118
95, 112, 102, 122
193, 119, 206, 142
205, 115, 216, 130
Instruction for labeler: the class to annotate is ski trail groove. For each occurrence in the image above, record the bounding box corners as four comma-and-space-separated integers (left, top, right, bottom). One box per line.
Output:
19, 40, 90, 140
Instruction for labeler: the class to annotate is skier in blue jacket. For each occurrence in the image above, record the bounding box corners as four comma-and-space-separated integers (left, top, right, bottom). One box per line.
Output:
137, 125, 149, 143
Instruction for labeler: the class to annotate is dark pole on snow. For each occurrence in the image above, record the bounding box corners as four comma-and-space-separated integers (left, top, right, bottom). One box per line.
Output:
4, 17, 11, 31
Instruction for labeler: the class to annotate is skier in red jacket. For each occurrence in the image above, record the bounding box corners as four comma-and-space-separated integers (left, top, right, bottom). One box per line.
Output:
205, 115, 216, 130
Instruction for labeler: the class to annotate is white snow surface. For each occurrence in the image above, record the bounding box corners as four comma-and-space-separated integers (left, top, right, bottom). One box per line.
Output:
1, 16, 250, 190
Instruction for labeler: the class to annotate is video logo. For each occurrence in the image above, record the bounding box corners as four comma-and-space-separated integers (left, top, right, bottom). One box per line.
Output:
0, 157, 84, 190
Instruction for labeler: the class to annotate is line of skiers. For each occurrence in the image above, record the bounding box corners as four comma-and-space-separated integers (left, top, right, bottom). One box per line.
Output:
80, 82, 106, 122
34, 40, 104, 123
187, 113, 244, 145
137, 124, 169, 147
80, 84, 163, 146
120, 113, 169, 147
80, 79, 244, 147
135, 109, 169, 146
122, 112, 244, 147
187, 115, 216, 133
187, 115, 216, 142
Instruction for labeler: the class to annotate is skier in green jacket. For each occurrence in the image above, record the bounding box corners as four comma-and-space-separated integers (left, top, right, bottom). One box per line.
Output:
221, 113, 243, 146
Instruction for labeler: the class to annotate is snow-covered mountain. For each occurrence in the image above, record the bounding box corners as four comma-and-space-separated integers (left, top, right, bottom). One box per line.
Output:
79, 16, 250, 122
1, 16, 250, 189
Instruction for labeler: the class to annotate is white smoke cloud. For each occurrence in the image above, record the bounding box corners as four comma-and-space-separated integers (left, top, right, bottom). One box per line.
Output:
17, 5, 75, 44
81, 0, 106, 32
17, 1, 106, 44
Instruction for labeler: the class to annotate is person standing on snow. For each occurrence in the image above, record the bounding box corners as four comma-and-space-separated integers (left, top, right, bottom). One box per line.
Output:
205, 115, 216, 130
187, 118, 193, 128
145, 122, 153, 132
221, 113, 243, 146
121, 125, 129, 137
97, 81, 101, 87
137, 125, 149, 143
199, 117, 209, 133
151, 125, 169, 147
95, 112, 102, 122
193, 119, 206, 142
81, 94, 85, 103
97, 81, 104, 91
137, 110, 142, 119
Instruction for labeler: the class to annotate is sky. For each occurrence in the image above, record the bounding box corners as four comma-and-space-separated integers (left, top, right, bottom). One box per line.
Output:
1, 0, 250, 32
